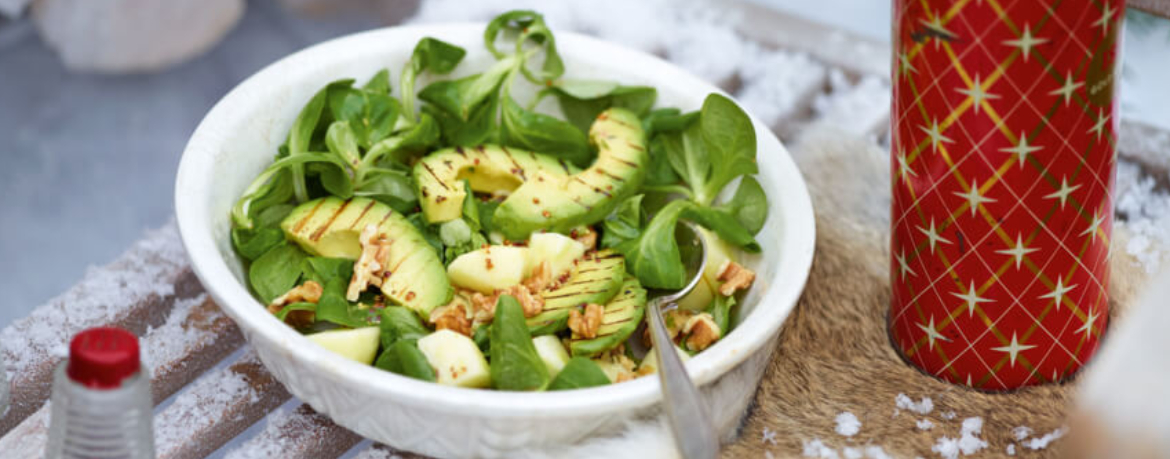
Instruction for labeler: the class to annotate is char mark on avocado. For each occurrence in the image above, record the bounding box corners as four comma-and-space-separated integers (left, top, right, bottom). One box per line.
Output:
291, 199, 327, 234
348, 200, 378, 229
421, 162, 449, 190
310, 199, 351, 241
626, 141, 644, 151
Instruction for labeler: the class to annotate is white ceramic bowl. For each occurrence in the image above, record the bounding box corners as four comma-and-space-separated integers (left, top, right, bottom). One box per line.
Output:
175, 24, 815, 458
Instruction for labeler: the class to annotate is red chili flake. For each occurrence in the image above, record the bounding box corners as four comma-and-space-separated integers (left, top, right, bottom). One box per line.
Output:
405, 291, 416, 301
542, 210, 551, 218
436, 196, 447, 203
533, 198, 541, 204
485, 258, 494, 270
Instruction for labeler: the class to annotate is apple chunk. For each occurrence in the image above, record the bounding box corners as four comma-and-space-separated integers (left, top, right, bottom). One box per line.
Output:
417, 329, 492, 388
307, 327, 381, 365
447, 246, 530, 294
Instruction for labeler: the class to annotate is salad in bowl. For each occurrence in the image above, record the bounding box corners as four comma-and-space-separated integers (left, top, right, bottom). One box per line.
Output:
228, 10, 768, 392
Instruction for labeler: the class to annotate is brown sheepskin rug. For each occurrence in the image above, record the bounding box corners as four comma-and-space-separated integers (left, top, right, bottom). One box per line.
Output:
721, 127, 1152, 458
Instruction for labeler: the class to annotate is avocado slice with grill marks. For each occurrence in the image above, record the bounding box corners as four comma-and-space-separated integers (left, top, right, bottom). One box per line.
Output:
281, 196, 452, 316
526, 250, 625, 334
494, 108, 648, 240
414, 144, 579, 223
569, 276, 647, 357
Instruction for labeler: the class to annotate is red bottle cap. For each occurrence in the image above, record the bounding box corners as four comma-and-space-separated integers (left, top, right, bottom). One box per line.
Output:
66, 327, 141, 389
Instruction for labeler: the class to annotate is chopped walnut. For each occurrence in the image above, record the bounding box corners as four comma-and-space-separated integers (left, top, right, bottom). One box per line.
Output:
716, 260, 756, 296
572, 227, 598, 251
347, 224, 393, 301
267, 281, 323, 328
430, 303, 472, 336
640, 308, 696, 348
568, 303, 604, 339
596, 347, 638, 382
468, 284, 544, 323
682, 313, 722, 351
523, 260, 553, 293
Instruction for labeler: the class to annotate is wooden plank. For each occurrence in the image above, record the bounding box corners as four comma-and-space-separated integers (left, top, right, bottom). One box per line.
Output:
154, 350, 291, 459
0, 295, 244, 458
729, 0, 890, 80
1130, 0, 1170, 19
0, 223, 201, 436
222, 404, 363, 459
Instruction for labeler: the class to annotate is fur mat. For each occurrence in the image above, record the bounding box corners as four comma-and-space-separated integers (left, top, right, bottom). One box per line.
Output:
539, 127, 1154, 459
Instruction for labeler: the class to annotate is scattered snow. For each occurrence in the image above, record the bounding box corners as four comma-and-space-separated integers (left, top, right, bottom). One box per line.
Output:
895, 394, 934, 415
736, 44, 826, 128
1020, 427, 1067, 451
835, 412, 861, 437
812, 69, 891, 136
916, 419, 934, 430
153, 351, 262, 452
1006, 444, 1016, 456
941, 411, 956, 420
931, 417, 988, 459
1011, 426, 1033, 441
352, 447, 408, 459
1115, 160, 1170, 272
140, 293, 212, 371
0, 222, 187, 382
762, 427, 778, 445
803, 439, 840, 459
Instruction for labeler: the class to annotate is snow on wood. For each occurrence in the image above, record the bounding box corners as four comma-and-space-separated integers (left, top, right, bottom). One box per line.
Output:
810, 70, 892, 138
0, 222, 200, 436
0, 294, 243, 458
154, 350, 291, 459
223, 404, 362, 459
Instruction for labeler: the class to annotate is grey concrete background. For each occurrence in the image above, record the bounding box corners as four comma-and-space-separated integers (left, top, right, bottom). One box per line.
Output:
0, 0, 404, 326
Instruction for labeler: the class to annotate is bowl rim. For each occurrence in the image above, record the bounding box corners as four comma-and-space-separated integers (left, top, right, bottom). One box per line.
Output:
175, 22, 816, 418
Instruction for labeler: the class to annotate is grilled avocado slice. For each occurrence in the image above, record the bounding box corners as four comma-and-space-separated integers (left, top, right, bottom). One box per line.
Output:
569, 276, 647, 357
494, 108, 648, 240
281, 197, 451, 315
526, 250, 625, 334
414, 144, 579, 223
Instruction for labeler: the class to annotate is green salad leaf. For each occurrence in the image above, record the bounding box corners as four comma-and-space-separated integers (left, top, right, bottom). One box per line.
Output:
490, 296, 551, 391
401, 37, 467, 123
485, 10, 563, 84
231, 227, 285, 261
328, 87, 401, 149
362, 69, 391, 95
601, 194, 644, 250
707, 294, 735, 336
718, 176, 768, 235
380, 306, 431, 349
548, 357, 611, 390
615, 200, 692, 289
314, 278, 371, 328
680, 206, 761, 253
553, 84, 657, 134
696, 94, 758, 205
375, 339, 437, 382
274, 302, 317, 324
249, 244, 307, 303
500, 96, 591, 167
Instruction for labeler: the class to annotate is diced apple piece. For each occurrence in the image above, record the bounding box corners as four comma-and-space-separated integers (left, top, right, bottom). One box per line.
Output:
533, 335, 571, 378
637, 345, 691, 375
678, 227, 739, 311
527, 232, 586, 280
417, 329, 492, 388
447, 246, 530, 294
307, 327, 381, 365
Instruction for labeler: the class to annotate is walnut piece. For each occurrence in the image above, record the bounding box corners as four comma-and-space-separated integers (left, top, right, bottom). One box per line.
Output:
347, 224, 392, 301
267, 280, 323, 328
571, 227, 598, 251
568, 303, 604, 339
716, 260, 756, 296
469, 284, 545, 323
523, 260, 553, 293
682, 313, 722, 352
430, 303, 472, 336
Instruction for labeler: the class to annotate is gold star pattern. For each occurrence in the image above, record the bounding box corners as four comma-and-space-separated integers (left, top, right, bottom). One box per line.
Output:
918, 118, 955, 154
1087, 108, 1110, 142
953, 179, 996, 217
1080, 210, 1105, 240
917, 316, 952, 350
999, 132, 1042, 169
1002, 23, 1048, 62
954, 74, 1000, 115
1039, 277, 1077, 310
1047, 71, 1083, 107
1043, 176, 1082, 209
991, 332, 1037, 368
1076, 308, 1099, 339
951, 281, 993, 318
917, 218, 953, 254
995, 234, 1039, 270
896, 250, 917, 280
1093, 2, 1117, 35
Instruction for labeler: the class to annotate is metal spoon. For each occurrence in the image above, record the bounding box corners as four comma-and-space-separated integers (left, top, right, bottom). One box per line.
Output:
631, 220, 719, 459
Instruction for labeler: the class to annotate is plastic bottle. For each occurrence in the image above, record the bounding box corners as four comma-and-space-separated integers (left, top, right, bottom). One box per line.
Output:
45, 327, 154, 459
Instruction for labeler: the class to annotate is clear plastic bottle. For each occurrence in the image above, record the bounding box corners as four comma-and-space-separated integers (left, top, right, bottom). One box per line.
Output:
45, 327, 154, 459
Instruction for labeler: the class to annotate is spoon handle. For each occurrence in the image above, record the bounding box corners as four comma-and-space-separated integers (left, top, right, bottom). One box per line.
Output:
647, 298, 719, 459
